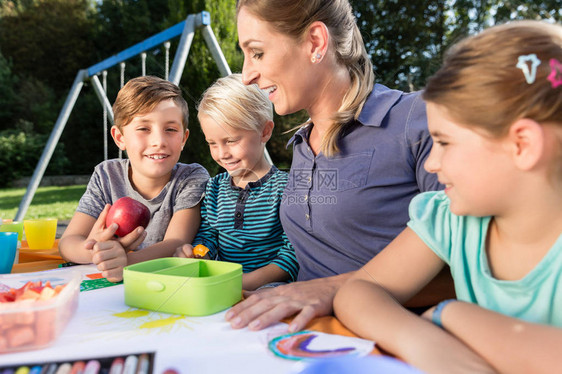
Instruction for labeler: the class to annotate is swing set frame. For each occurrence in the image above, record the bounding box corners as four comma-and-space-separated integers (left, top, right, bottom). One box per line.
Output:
15, 11, 234, 221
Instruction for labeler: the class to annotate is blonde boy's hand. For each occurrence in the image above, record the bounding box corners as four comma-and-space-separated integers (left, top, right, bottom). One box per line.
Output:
83, 204, 146, 252
91, 240, 128, 283
174, 244, 195, 258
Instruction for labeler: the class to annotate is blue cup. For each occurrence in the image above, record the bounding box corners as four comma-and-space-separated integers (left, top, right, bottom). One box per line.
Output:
0, 232, 18, 274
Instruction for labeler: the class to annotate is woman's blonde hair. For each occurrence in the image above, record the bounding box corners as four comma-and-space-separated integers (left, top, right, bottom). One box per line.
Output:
423, 20, 562, 137
236, 0, 374, 156
197, 74, 273, 133
113, 76, 189, 131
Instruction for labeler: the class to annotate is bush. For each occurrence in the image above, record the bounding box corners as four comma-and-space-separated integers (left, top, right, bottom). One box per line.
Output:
0, 124, 69, 188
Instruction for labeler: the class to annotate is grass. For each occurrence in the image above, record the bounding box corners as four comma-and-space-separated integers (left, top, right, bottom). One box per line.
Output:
0, 185, 87, 221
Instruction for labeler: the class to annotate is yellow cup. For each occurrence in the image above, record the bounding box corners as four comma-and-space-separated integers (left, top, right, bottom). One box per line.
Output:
0, 221, 24, 241
23, 218, 58, 250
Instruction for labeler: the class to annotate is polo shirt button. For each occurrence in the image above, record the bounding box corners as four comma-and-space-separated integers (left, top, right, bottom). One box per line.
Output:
305, 214, 310, 220
235, 212, 242, 218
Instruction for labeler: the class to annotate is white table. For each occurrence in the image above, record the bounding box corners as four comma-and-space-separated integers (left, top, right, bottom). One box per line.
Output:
0, 265, 373, 373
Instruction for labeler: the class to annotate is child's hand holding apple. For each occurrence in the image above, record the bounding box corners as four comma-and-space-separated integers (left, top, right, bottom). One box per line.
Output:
85, 197, 151, 282
85, 199, 149, 253
105, 197, 150, 237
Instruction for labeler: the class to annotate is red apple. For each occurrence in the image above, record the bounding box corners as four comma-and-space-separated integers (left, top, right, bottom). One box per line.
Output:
105, 197, 150, 237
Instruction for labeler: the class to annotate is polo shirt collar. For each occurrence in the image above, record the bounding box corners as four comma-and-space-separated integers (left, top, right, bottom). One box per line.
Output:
357, 83, 403, 127
286, 84, 404, 147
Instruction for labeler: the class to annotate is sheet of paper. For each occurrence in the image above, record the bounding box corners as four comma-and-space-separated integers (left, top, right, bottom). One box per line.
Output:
0, 266, 375, 374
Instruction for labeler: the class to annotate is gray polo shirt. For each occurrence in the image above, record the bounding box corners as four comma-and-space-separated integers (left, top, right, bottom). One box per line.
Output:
77, 159, 209, 249
280, 84, 442, 281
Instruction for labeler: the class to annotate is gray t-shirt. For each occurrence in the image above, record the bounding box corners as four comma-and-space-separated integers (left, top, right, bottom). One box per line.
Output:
77, 159, 210, 249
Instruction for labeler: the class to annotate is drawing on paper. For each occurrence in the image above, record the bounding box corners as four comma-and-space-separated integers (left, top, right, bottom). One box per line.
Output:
269, 330, 374, 360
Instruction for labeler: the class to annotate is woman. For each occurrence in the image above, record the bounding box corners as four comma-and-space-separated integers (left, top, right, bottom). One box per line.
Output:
226, 0, 444, 332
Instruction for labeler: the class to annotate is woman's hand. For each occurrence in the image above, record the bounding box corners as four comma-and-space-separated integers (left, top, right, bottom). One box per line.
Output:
225, 273, 351, 332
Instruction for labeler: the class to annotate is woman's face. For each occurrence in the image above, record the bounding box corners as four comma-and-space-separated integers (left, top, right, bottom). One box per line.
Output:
237, 7, 316, 116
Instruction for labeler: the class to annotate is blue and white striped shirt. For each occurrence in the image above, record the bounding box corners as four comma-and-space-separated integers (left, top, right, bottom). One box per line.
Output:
193, 166, 299, 281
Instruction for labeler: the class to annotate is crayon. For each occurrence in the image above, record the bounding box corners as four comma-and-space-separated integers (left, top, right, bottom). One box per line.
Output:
2, 369, 15, 374
108, 358, 123, 374
69, 361, 85, 374
122, 355, 138, 374
83, 361, 100, 374
14, 368, 29, 374
135, 354, 149, 374
58, 262, 80, 268
54, 364, 71, 374
28, 367, 42, 374
40, 364, 58, 374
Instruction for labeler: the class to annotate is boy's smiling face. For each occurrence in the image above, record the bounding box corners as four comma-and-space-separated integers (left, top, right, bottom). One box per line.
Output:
112, 99, 189, 189
199, 113, 272, 186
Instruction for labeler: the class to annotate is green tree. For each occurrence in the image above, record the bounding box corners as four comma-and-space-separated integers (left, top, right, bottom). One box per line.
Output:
0, 0, 95, 95
0, 51, 18, 130
13, 77, 58, 134
493, 0, 562, 23
352, 0, 456, 91
350, 0, 562, 91
0, 0, 98, 178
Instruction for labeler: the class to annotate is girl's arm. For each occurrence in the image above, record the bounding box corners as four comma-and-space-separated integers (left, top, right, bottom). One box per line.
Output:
127, 204, 201, 264
334, 228, 495, 373
425, 301, 562, 374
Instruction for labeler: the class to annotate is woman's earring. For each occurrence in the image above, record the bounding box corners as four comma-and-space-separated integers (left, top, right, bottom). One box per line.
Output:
311, 53, 322, 63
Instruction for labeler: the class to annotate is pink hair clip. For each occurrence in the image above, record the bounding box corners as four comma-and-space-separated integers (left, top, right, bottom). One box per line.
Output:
516, 54, 541, 84
547, 58, 562, 88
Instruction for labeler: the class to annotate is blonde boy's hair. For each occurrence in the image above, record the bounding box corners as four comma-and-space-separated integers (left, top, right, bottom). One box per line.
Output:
423, 20, 562, 137
236, 0, 374, 157
112, 76, 189, 132
197, 74, 273, 132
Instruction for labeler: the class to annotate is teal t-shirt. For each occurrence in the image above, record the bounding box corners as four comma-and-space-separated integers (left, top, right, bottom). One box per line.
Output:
407, 191, 562, 327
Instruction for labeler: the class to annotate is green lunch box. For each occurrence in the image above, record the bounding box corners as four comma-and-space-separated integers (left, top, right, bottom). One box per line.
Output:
123, 258, 242, 316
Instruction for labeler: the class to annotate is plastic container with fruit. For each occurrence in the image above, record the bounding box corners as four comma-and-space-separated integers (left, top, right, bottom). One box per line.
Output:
0, 271, 80, 353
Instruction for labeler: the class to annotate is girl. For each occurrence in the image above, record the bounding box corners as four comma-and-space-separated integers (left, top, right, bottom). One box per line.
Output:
334, 20, 562, 373
175, 74, 298, 291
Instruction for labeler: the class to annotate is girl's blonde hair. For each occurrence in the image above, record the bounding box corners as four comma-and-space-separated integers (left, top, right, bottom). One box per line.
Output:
197, 74, 273, 133
423, 20, 562, 137
236, 0, 374, 157
113, 76, 189, 131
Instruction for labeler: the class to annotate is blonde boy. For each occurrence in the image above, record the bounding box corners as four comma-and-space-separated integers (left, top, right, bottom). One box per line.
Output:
175, 74, 298, 290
